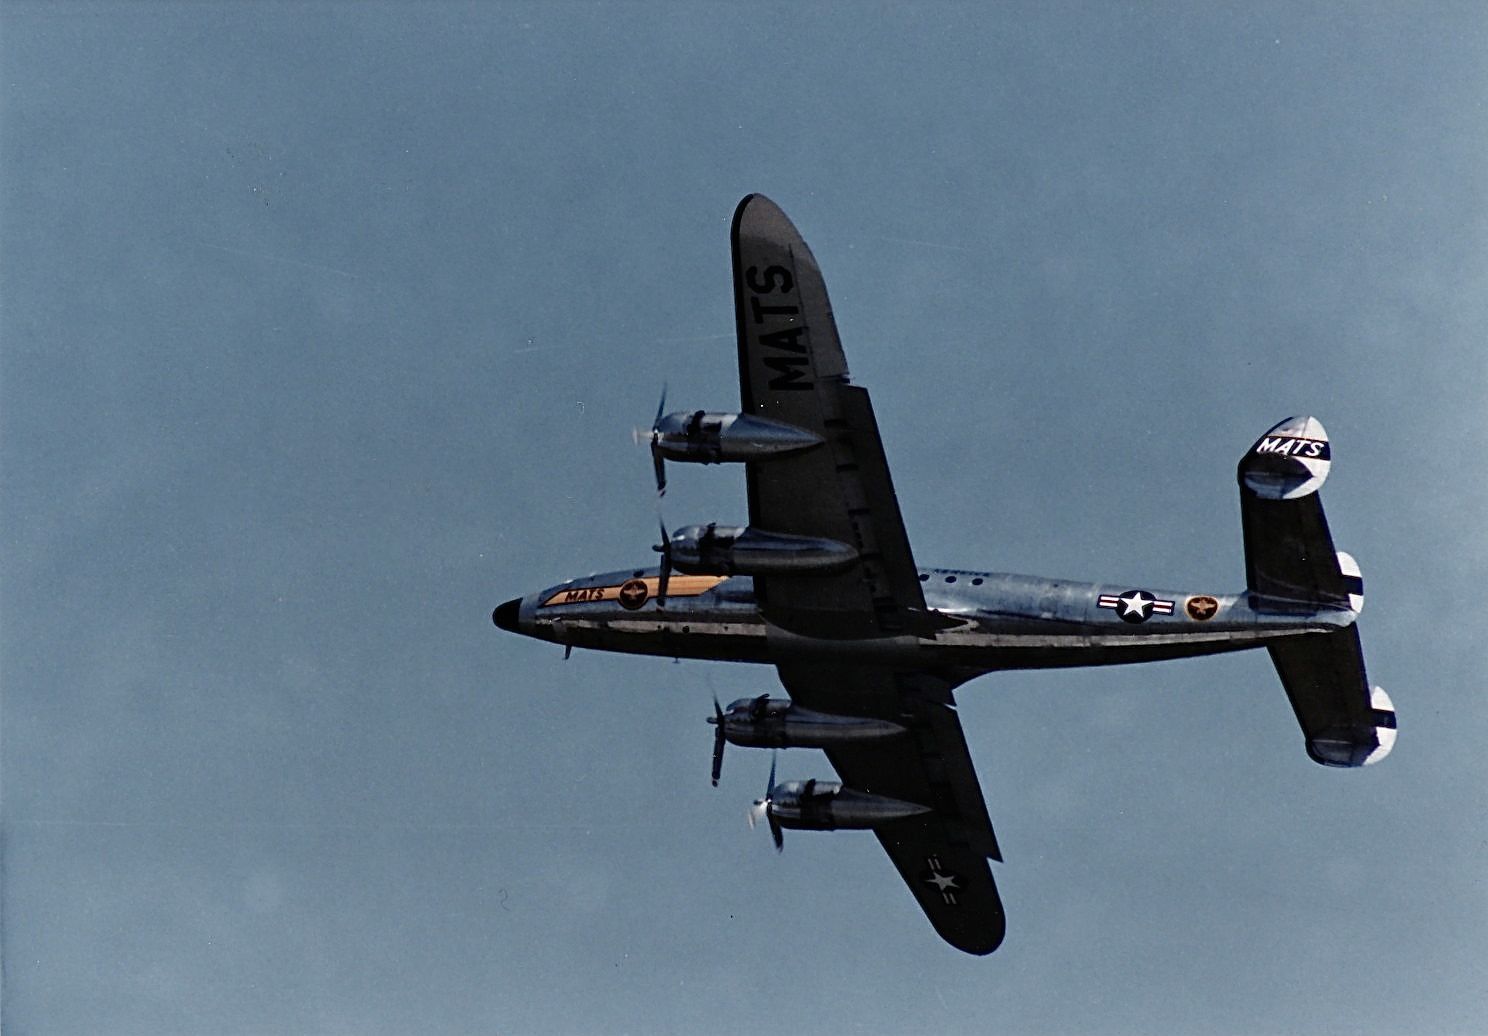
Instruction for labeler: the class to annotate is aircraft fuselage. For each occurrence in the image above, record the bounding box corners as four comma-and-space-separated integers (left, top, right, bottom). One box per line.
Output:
493, 566, 1352, 673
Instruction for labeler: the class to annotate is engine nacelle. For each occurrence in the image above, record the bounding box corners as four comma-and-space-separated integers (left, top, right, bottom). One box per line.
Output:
768, 779, 931, 831
711, 695, 907, 749
667, 524, 857, 576
653, 411, 822, 464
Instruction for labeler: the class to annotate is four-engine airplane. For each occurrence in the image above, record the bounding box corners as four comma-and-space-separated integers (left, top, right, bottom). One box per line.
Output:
492, 194, 1396, 955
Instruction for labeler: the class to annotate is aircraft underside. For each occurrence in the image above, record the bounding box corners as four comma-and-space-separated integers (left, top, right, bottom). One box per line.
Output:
491, 194, 1394, 956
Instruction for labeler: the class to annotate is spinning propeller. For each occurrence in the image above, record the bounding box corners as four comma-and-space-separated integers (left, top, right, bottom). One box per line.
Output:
633, 383, 669, 497
747, 753, 784, 852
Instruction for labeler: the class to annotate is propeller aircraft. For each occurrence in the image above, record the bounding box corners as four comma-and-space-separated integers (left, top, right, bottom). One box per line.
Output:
492, 194, 1396, 955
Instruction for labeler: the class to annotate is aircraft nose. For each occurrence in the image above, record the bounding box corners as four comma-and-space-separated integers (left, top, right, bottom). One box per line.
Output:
492, 597, 522, 632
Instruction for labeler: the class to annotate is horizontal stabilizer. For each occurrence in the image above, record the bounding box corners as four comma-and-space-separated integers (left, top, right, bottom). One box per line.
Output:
1238, 416, 1354, 610
1239, 418, 1393, 765
1269, 627, 1396, 767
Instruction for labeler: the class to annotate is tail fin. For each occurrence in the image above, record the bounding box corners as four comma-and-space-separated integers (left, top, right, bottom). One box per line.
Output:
1239, 417, 1395, 766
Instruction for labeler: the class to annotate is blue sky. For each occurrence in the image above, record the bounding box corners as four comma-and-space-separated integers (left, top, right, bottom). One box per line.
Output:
4, 4, 1485, 1033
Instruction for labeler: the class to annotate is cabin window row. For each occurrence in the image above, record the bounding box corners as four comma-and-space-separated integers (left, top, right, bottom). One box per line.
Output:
918, 573, 984, 586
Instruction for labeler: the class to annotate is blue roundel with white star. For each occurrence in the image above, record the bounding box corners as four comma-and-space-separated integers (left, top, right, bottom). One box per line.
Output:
1097, 589, 1175, 624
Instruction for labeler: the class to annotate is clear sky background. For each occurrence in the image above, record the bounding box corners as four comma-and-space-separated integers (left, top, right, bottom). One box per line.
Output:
3, 4, 1485, 1034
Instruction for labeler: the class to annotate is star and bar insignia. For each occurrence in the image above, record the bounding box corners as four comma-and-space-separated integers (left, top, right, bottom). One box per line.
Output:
1097, 589, 1175, 624
920, 856, 962, 905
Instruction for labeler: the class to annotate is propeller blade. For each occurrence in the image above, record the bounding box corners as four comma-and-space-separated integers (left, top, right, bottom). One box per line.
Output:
748, 753, 782, 850
652, 382, 668, 430
710, 697, 726, 786
652, 448, 668, 498
654, 517, 672, 607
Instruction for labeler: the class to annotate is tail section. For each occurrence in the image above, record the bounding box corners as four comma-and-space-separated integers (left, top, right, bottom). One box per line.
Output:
1268, 629, 1397, 767
1238, 417, 1395, 767
1240, 415, 1331, 501
1238, 416, 1356, 613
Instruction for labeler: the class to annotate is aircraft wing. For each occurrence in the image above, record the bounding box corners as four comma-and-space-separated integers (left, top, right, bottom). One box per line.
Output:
732, 194, 944, 638
775, 663, 1006, 955
732, 195, 1003, 953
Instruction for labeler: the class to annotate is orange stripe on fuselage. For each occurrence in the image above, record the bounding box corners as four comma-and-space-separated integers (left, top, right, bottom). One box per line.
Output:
539, 575, 726, 608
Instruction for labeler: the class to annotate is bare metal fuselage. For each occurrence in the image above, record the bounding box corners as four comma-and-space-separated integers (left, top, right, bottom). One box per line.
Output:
496, 566, 1352, 674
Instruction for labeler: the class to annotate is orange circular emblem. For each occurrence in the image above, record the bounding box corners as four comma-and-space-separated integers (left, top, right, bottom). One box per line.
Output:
1185, 596, 1219, 621
618, 579, 649, 610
